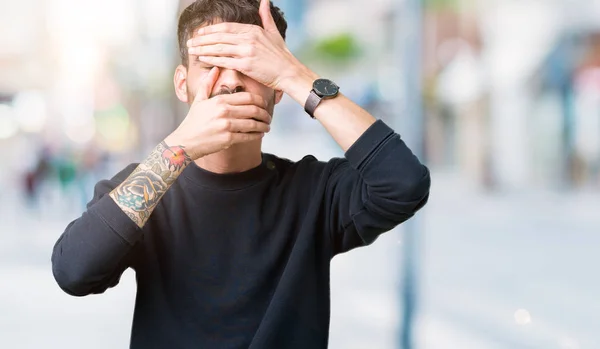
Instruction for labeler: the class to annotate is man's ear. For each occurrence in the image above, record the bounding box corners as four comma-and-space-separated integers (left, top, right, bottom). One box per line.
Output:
174, 65, 189, 103
274, 90, 284, 105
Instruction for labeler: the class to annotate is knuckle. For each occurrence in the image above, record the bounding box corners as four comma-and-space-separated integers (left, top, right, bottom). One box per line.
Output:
243, 93, 253, 104
251, 105, 262, 116
215, 105, 228, 117
224, 132, 234, 144
245, 45, 256, 56
247, 30, 258, 40
219, 118, 231, 131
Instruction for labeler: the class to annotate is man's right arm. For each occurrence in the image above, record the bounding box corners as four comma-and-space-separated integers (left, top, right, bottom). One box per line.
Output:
51, 67, 272, 297
51, 140, 192, 296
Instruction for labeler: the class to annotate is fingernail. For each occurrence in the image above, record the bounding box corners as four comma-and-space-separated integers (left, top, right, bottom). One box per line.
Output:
186, 39, 191, 47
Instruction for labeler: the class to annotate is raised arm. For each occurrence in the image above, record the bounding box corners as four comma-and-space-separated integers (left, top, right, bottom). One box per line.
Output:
186, 0, 430, 255
321, 121, 430, 255
185, 0, 389, 153
51, 139, 192, 296
52, 67, 272, 296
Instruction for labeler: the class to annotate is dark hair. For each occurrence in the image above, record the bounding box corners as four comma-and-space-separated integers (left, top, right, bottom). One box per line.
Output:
177, 0, 288, 66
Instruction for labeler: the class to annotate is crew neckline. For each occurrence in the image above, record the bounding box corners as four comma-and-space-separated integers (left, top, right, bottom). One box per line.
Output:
182, 153, 275, 190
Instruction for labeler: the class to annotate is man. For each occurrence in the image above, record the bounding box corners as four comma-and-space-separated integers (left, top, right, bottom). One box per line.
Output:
51, 0, 431, 348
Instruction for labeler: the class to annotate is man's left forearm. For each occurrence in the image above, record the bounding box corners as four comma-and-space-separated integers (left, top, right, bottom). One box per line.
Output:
280, 64, 377, 152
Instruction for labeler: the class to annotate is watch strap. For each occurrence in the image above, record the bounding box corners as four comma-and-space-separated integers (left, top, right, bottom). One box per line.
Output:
304, 90, 322, 118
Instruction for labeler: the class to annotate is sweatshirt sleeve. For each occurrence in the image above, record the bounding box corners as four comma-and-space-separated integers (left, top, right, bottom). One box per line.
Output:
325, 120, 431, 256
51, 163, 145, 296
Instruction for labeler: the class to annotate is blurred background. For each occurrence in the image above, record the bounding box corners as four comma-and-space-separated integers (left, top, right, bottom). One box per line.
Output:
1, 0, 599, 348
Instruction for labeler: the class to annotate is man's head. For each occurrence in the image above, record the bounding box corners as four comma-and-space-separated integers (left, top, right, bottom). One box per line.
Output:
178, 0, 287, 67
174, 0, 288, 113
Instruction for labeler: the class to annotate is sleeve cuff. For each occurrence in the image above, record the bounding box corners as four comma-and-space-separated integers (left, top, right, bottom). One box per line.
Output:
89, 195, 144, 245
344, 119, 395, 169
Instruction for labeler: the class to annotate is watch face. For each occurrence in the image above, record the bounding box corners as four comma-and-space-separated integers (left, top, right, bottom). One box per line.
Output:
313, 79, 339, 97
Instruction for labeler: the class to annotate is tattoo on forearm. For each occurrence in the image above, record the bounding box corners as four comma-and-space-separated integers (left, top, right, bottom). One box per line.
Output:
109, 141, 192, 227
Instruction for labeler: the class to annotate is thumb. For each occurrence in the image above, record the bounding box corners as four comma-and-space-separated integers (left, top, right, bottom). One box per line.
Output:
259, 0, 278, 34
193, 67, 220, 103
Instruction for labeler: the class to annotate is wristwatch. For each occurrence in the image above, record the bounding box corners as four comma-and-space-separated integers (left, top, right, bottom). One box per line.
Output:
304, 78, 340, 118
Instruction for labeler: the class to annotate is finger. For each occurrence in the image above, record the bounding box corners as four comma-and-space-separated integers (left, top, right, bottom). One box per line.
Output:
259, 0, 278, 33
196, 22, 257, 36
187, 33, 242, 48
227, 119, 271, 133
214, 93, 267, 109
188, 44, 244, 58
225, 105, 272, 124
198, 56, 242, 72
194, 66, 220, 102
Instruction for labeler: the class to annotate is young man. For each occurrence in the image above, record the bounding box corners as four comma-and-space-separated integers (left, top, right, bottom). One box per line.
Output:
51, 0, 431, 348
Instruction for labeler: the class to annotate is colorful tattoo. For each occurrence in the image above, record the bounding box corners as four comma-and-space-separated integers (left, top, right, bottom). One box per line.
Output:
162, 145, 191, 171
109, 141, 192, 227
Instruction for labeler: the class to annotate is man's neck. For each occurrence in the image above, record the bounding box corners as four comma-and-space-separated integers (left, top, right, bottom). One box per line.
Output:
193, 141, 263, 174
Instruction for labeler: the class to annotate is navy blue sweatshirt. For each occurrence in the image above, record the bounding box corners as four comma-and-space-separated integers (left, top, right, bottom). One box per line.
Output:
51, 120, 430, 349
